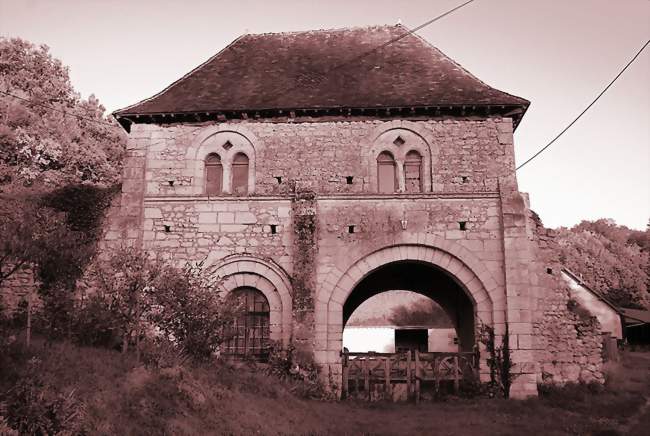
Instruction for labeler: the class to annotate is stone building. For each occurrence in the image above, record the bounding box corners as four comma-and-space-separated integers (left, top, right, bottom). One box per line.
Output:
105, 25, 605, 398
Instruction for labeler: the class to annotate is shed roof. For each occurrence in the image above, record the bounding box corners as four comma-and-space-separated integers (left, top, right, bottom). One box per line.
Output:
114, 25, 529, 125
561, 268, 623, 315
621, 308, 650, 325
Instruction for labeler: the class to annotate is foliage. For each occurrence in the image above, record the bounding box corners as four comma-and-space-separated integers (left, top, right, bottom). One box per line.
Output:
388, 298, 454, 327
0, 37, 125, 188
89, 248, 243, 361
555, 218, 649, 308
151, 260, 243, 361
479, 323, 517, 399
264, 342, 333, 399
1, 357, 87, 435
72, 293, 122, 348
92, 246, 162, 353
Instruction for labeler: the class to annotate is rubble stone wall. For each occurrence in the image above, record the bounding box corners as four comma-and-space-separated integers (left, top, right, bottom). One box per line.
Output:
528, 209, 605, 384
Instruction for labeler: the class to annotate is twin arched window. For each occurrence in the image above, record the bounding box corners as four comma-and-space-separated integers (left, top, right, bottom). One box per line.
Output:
377, 150, 422, 193
205, 152, 249, 195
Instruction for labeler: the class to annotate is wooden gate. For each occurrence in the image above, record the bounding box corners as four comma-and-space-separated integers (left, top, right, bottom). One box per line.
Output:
341, 350, 479, 402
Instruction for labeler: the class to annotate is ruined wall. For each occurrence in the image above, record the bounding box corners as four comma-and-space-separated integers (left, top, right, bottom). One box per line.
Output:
528, 209, 605, 385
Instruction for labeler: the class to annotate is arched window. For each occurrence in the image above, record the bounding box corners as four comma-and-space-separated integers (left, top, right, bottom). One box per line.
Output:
205, 153, 223, 195
232, 153, 249, 195
404, 150, 423, 193
377, 151, 396, 193
224, 287, 270, 360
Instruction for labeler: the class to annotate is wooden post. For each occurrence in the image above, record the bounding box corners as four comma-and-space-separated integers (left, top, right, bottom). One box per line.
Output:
354, 361, 360, 394
415, 350, 421, 404
433, 356, 439, 394
342, 352, 349, 399
406, 351, 412, 400
364, 358, 370, 400
384, 357, 391, 400
453, 355, 460, 394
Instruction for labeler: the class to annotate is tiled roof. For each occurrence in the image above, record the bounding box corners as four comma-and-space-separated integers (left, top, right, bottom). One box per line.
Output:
115, 25, 529, 118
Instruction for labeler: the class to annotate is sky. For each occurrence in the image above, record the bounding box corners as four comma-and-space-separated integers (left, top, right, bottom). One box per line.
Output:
1, 0, 649, 230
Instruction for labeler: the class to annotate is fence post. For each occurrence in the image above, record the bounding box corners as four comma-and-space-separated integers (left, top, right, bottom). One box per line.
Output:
364, 358, 370, 400
415, 350, 421, 404
453, 355, 460, 394
384, 357, 391, 400
406, 351, 412, 400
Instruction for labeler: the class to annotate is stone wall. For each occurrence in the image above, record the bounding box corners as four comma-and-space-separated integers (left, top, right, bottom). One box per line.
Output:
136, 117, 514, 198
528, 209, 605, 384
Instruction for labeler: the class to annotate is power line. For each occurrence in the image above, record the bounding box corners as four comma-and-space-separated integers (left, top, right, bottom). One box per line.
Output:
516, 38, 650, 171
313, 1, 475, 77
260, 0, 476, 104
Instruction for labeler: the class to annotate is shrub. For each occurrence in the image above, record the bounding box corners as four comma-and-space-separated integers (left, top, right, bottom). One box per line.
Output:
479, 322, 518, 399
151, 261, 243, 361
1, 358, 87, 435
72, 293, 122, 348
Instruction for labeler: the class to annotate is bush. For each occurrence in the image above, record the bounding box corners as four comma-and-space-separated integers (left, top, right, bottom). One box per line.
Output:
72, 294, 122, 348
1, 357, 87, 435
150, 261, 243, 362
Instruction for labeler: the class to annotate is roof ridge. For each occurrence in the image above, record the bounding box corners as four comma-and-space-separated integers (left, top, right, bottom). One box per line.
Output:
242, 23, 402, 38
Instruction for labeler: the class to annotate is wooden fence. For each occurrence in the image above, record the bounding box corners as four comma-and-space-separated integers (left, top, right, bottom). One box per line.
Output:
341, 350, 479, 402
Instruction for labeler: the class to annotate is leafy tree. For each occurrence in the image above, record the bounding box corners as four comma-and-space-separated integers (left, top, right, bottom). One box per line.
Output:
555, 219, 649, 309
388, 299, 453, 328
0, 37, 125, 188
92, 247, 162, 356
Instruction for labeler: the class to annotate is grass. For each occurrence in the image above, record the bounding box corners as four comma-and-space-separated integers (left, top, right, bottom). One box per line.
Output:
1, 339, 649, 435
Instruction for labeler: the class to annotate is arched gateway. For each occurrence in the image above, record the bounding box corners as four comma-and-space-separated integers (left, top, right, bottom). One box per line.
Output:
314, 239, 501, 388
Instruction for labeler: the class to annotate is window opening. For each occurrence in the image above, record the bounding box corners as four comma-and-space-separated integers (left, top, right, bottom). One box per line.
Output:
205, 153, 223, 195
404, 150, 423, 193
232, 153, 249, 195
377, 151, 396, 193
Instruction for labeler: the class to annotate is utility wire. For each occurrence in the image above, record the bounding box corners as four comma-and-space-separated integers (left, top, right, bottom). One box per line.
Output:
516, 38, 650, 171
291, 0, 476, 82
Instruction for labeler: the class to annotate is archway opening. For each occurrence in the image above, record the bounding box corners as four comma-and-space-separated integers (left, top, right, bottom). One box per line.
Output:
342, 261, 476, 352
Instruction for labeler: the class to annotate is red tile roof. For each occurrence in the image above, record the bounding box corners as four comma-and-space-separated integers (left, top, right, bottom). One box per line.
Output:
114, 25, 529, 120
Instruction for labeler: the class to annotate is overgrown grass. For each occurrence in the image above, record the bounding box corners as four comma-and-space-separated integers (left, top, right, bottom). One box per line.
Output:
1, 338, 649, 435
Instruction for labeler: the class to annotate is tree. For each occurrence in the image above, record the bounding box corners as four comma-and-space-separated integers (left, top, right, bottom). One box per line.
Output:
555, 219, 649, 309
92, 247, 161, 357
0, 37, 125, 188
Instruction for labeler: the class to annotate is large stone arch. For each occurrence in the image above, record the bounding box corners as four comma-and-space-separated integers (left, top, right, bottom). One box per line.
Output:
363, 120, 438, 193
185, 125, 261, 195
209, 254, 292, 346
314, 236, 502, 380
